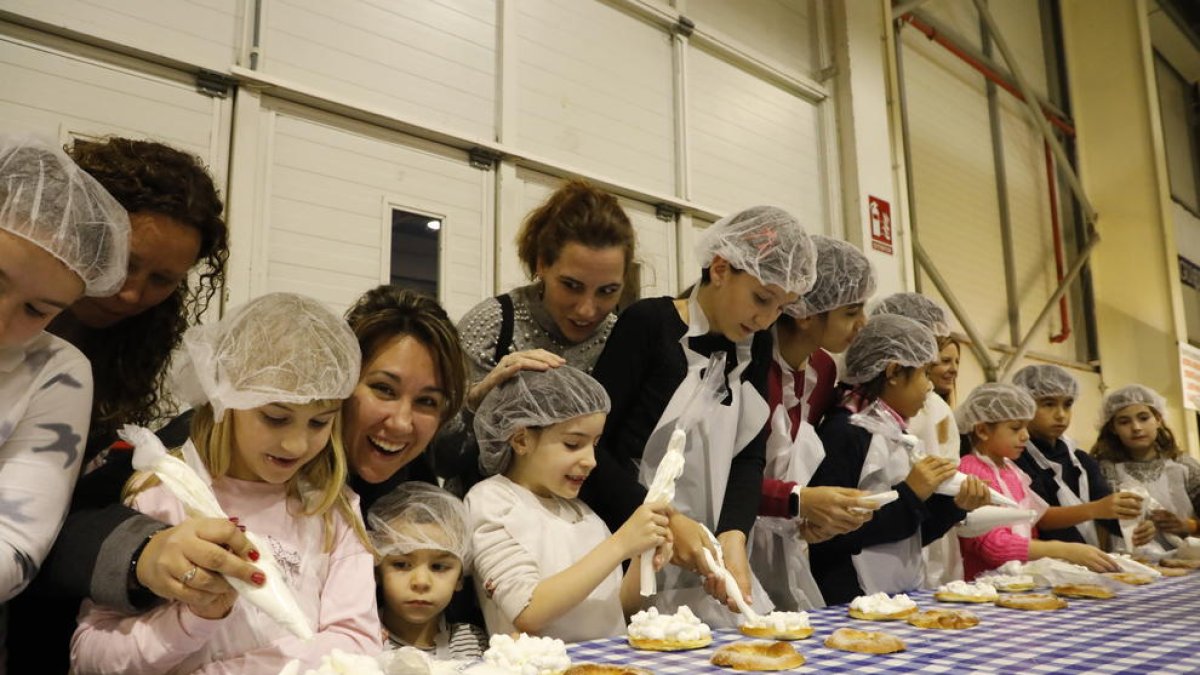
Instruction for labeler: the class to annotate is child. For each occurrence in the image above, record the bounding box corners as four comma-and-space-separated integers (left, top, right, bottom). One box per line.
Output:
71, 293, 381, 674
750, 235, 878, 610
809, 314, 990, 605
369, 482, 487, 660
1092, 385, 1200, 547
957, 383, 1116, 579
467, 365, 671, 642
1012, 365, 1152, 549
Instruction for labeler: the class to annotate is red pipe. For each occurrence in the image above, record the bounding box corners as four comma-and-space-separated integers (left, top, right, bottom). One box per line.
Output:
901, 14, 1076, 137
1044, 141, 1071, 343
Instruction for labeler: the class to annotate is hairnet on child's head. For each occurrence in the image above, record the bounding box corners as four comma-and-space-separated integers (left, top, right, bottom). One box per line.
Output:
474, 365, 611, 476
694, 205, 817, 295
870, 292, 951, 337
1011, 364, 1079, 401
0, 134, 130, 296
1101, 384, 1167, 425
368, 482, 470, 565
170, 292, 362, 419
842, 314, 937, 385
784, 235, 875, 318
955, 382, 1037, 429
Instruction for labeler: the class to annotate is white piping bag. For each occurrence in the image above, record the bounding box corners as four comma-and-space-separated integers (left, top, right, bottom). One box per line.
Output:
119, 424, 315, 640
700, 525, 760, 622
639, 352, 728, 597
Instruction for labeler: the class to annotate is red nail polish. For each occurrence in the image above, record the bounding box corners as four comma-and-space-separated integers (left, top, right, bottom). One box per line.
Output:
251, 572, 266, 585
238, 525, 247, 532
248, 549, 260, 562
229, 516, 239, 523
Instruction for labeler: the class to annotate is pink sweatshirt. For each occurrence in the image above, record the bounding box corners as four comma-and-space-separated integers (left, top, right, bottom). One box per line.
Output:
71, 476, 382, 674
958, 454, 1034, 580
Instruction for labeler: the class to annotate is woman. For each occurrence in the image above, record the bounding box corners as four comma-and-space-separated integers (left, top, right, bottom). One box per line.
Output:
434, 179, 636, 494
0, 134, 129, 646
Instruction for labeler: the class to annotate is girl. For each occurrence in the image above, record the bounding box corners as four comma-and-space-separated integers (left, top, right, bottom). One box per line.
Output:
869, 292, 962, 586
957, 383, 1116, 579
369, 482, 486, 660
71, 293, 381, 674
809, 314, 990, 605
585, 205, 817, 624
1011, 365, 1152, 550
466, 366, 670, 641
750, 235, 878, 610
1092, 385, 1200, 547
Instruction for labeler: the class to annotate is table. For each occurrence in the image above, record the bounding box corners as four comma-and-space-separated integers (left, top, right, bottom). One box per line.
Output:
567, 573, 1200, 673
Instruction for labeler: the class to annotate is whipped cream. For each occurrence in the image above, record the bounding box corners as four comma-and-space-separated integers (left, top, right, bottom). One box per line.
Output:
627, 606, 712, 642
279, 650, 386, 675
937, 580, 998, 599
741, 610, 810, 631
850, 592, 916, 615
977, 573, 1036, 589
481, 634, 570, 675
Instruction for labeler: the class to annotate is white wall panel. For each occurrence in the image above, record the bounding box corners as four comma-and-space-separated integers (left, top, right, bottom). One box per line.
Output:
687, 0, 817, 76
515, 0, 674, 193
262, 0, 496, 139
0, 0, 240, 71
687, 46, 825, 231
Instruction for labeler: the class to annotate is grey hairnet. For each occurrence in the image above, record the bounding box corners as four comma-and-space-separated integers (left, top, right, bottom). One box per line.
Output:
784, 235, 876, 318
0, 134, 130, 296
1011, 364, 1080, 401
369, 482, 470, 565
474, 366, 611, 476
842, 314, 937, 385
1101, 384, 1167, 425
170, 292, 362, 419
695, 205, 817, 295
956, 382, 1037, 429
870, 292, 951, 337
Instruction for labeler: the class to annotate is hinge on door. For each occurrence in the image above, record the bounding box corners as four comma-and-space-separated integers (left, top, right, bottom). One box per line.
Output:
196, 70, 235, 99
468, 147, 502, 171
673, 15, 695, 38
655, 203, 681, 222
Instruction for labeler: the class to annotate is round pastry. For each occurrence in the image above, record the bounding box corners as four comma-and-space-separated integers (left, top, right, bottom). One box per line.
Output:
1052, 583, 1115, 599
1159, 557, 1200, 570
627, 635, 712, 652
739, 625, 813, 641
739, 611, 813, 640
906, 609, 980, 630
994, 593, 1068, 610
565, 665, 654, 675
977, 574, 1038, 592
710, 641, 805, 671
933, 580, 998, 603
626, 606, 713, 652
1104, 572, 1155, 586
1154, 565, 1190, 577
823, 627, 905, 654
847, 592, 918, 621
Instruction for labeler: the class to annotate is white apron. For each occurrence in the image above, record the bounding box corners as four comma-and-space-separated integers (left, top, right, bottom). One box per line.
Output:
972, 452, 1049, 540
911, 392, 963, 587
1023, 437, 1098, 547
1115, 461, 1195, 552
638, 288, 772, 626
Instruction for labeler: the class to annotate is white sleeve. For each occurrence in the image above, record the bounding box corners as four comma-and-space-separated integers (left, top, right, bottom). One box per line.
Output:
466, 481, 542, 626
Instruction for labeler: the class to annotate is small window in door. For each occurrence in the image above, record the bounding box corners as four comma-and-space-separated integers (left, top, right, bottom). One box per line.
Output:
390, 209, 441, 298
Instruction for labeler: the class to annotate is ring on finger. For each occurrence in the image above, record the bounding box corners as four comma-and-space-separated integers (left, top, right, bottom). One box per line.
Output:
181, 565, 199, 585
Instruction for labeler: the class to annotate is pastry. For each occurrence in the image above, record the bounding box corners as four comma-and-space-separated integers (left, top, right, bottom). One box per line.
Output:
1052, 583, 1115, 599
710, 641, 805, 671
626, 606, 713, 651
1104, 572, 1155, 586
994, 593, 1068, 610
1154, 565, 1190, 577
823, 627, 906, 654
933, 580, 998, 603
564, 666, 653, 675
739, 611, 813, 640
906, 609, 980, 630
481, 634, 570, 675
1159, 557, 1200, 570
975, 573, 1037, 592
847, 592, 918, 620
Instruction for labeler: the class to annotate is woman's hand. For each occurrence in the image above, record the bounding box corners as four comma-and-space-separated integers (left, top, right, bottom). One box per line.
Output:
702, 531, 753, 612
1092, 491, 1144, 520
954, 475, 991, 512
1150, 509, 1192, 535
798, 486, 875, 536
667, 511, 712, 576
137, 517, 264, 611
467, 349, 565, 411
1132, 520, 1158, 547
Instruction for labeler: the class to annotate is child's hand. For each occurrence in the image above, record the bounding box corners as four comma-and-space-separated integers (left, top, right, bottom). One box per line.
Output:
905, 456, 957, 500
799, 487, 875, 536
1132, 520, 1157, 547
954, 475, 991, 511
1057, 542, 1119, 572
1094, 491, 1143, 520
615, 502, 671, 559
185, 587, 237, 621
1150, 509, 1191, 535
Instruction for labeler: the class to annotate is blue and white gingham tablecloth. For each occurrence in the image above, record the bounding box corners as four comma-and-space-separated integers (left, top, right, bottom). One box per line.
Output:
566, 573, 1200, 673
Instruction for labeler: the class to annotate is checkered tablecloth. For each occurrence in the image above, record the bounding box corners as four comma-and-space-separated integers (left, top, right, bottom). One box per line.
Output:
566, 573, 1200, 673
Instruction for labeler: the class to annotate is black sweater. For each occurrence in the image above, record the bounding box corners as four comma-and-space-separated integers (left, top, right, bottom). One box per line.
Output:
809, 407, 967, 605
581, 296, 771, 537
1014, 435, 1119, 543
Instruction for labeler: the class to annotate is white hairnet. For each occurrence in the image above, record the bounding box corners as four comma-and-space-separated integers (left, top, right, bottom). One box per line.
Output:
870, 292, 951, 337
1011, 364, 1079, 401
0, 134, 130, 296
956, 382, 1037, 429
1101, 384, 1167, 425
784, 235, 875, 318
695, 205, 817, 295
474, 366, 611, 476
842, 314, 937, 385
368, 482, 470, 565
171, 292, 362, 419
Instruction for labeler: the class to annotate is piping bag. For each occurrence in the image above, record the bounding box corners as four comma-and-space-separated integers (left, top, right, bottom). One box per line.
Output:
639, 352, 728, 597
700, 525, 760, 622
119, 424, 314, 640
